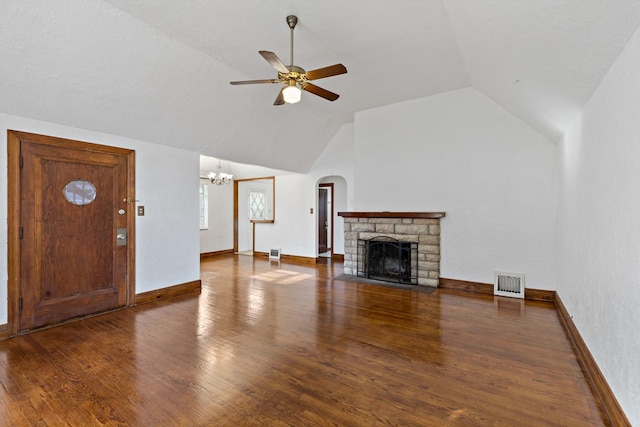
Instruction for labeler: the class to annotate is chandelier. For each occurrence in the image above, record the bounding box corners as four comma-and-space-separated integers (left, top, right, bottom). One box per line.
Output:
208, 160, 233, 185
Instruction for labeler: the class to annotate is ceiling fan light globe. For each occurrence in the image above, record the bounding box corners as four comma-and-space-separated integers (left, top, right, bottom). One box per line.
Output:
283, 85, 302, 104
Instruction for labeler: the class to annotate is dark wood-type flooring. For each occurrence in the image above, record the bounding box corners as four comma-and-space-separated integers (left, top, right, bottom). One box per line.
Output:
0, 255, 607, 426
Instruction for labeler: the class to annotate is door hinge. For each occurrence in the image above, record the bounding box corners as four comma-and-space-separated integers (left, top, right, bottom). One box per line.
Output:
19, 226, 23, 239
19, 297, 23, 311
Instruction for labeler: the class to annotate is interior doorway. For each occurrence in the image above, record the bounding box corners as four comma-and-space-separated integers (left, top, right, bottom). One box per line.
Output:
234, 177, 275, 255
318, 183, 334, 257
7, 131, 135, 335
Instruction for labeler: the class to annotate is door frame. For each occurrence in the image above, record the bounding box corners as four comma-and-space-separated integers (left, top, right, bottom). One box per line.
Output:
6, 130, 136, 336
233, 176, 275, 253
319, 183, 334, 256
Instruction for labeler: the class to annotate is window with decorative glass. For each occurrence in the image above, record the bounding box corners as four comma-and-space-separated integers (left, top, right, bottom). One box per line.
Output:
249, 190, 266, 220
199, 183, 208, 229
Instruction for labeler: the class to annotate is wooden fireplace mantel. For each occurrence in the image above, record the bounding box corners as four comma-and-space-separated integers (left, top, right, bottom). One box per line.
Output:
337, 212, 445, 219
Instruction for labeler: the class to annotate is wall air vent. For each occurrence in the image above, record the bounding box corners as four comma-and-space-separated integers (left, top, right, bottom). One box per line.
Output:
494, 272, 525, 299
269, 248, 281, 261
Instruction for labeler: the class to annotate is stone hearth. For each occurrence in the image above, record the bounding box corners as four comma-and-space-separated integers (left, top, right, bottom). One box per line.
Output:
338, 212, 445, 287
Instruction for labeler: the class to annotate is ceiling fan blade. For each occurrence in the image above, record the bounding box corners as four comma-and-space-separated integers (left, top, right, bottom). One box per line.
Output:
259, 51, 290, 74
230, 79, 280, 85
301, 83, 340, 101
304, 64, 347, 81
274, 88, 285, 106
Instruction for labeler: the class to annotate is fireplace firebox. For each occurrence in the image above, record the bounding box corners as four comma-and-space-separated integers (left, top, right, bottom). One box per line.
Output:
357, 237, 418, 285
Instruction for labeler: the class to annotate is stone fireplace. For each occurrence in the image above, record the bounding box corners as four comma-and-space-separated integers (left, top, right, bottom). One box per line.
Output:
338, 212, 445, 287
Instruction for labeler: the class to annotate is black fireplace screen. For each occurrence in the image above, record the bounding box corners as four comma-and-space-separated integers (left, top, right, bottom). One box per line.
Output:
357, 237, 418, 285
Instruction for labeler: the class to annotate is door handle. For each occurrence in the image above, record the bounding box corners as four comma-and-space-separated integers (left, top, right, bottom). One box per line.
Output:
116, 228, 127, 246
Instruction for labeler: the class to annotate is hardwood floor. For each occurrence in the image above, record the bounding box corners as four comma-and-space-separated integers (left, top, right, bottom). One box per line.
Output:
0, 255, 608, 426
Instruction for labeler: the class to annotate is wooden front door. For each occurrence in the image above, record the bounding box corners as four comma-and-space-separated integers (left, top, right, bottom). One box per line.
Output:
9, 131, 135, 333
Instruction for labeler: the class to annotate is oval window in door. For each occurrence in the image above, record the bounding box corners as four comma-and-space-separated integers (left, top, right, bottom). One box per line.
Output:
63, 179, 97, 206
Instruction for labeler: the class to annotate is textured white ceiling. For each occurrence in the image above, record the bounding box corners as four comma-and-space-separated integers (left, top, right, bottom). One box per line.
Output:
1, 1, 639, 172
445, 0, 640, 142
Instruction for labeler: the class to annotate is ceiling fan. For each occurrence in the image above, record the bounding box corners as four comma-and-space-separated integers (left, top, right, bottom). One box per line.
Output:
230, 15, 347, 105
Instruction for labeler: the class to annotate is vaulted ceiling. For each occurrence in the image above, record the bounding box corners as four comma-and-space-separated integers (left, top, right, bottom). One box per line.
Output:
2, 1, 639, 172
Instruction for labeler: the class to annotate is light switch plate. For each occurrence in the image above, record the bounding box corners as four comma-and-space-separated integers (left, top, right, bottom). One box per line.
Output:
137, 206, 145, 216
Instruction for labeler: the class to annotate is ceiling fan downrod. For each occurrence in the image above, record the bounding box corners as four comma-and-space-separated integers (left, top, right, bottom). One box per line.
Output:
286, 15, 298, 69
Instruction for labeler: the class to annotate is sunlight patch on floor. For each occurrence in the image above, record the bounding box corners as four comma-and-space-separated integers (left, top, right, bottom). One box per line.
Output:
251, 269, 312, 284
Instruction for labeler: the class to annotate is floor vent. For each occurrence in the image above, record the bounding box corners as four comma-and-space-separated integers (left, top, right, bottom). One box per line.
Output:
494, 272, 525, 299
269, 248, 281, 260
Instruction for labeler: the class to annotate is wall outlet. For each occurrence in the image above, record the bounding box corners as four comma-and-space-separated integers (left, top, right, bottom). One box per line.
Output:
137, 206, 145, 216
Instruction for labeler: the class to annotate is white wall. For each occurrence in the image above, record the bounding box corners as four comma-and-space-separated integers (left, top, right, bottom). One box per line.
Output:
309, 123, 356, 211
199, 179, 234, 253
354, 88, 557, 289
254, 174, 317, 258
0, 113, 201, 324
331, 178, 347, 255
310, 123, 356, 256
557, 24, 640, 424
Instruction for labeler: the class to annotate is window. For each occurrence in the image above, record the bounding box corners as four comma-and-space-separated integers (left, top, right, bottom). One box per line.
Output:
249, 190, 266, 220
199, 183, 208, 229
63, 179, 97, 206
